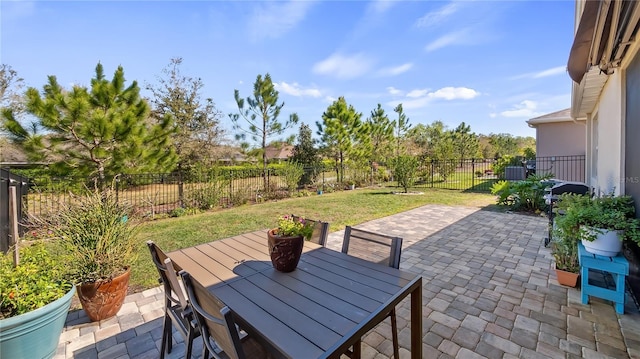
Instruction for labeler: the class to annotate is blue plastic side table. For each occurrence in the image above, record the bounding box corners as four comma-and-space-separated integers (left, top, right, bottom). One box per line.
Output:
578, 242, 629, 314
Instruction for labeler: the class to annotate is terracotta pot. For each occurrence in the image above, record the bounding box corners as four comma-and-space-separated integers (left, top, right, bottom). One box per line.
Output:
77, 268, 130, 321
267, 229, 304, 272
555, 267, 579, 287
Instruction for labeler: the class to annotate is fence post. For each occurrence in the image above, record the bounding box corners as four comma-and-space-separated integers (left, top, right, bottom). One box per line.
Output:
115, 175, 120, 204
431, 159, 435, 188
9, 186, 19, 266
472, 158, 475, 189
178, 171, 184, 208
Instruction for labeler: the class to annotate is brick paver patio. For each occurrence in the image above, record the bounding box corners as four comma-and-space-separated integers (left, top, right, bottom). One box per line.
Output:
55, 204, 640, 358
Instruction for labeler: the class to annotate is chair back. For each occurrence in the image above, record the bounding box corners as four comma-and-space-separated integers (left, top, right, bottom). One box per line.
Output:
291, 214, 329, 246
147, 241, 187, 309
180, 271, 245, 359
342, 226, 403, 269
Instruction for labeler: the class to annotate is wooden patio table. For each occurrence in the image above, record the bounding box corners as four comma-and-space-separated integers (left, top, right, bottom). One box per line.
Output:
167, 229, 422, 359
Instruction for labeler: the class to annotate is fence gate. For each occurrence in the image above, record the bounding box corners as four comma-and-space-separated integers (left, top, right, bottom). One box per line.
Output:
0, 168, 29, 253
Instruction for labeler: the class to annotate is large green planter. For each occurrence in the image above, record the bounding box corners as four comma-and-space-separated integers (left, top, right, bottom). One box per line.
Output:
0, 286, 75, 359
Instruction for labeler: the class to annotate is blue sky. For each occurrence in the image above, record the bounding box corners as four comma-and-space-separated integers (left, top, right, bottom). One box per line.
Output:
1, 0, 576, 145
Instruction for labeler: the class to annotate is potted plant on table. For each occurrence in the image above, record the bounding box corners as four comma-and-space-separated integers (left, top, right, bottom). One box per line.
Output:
51, 189, 139, 322
0, 243, 75, 359
267, 215, 314, 272
554, 193, 640, 257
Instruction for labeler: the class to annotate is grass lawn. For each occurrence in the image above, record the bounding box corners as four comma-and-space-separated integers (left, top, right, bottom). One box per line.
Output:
130, 187, 497, 292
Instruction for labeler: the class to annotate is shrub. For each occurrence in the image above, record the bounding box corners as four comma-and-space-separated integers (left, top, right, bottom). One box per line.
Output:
184, 173, 229, 210
169, 207, 187, 217
492, 155, 520, 179
490, 174, 553, 212
50, 190, 139, 284
392, 155, 419, 193
278, 162, 304, 192
0, 243, 72, 318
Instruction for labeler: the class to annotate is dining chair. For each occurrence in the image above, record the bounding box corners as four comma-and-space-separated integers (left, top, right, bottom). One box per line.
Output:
147, 241, 200, 359
180, 271, 274, 359
341, 226, 403, 359
291, 214, 329, 246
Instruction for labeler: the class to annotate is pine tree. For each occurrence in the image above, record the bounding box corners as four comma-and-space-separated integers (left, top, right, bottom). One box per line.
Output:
316, 97, 362, 183
229, 73, 298, 190
1, 63, 176, 183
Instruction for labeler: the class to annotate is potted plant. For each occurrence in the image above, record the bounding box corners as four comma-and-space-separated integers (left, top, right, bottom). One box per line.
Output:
51, 189, 139, 321
549, 239, 580, 287
267, 215, 314, 272
0, 243, 75, 359
554, 193, 640, 256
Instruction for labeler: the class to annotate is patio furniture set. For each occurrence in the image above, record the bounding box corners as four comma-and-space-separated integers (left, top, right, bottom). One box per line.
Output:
147, 217, 421, 359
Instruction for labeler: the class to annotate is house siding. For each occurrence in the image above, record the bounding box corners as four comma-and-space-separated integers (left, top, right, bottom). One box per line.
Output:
535, 121, 585, 158
591, 72, 623, 195
624, 46, 640, 301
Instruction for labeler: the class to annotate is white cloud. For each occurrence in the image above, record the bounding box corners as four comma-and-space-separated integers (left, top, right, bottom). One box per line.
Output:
274, 82, 322, 98
324, 95, 337, 103
369, 0, 398, 14
428, 87, 479, 100
312, 53, 374, 79
532, 66, 566, 78
392, 97, 430, 110
489, 113, 497, 118
415, 2, 460, 28
499, 100, 542, 118
377, 63, 413, 76
511, 66, 566, 80
425, 29, 468, 52
407, 89, 429, 98
389, 86, 480, 109
248, 1, 315, 40
387, 86, 403, 96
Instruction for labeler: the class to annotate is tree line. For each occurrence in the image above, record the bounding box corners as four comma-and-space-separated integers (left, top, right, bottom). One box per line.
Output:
0, 61, 535, 188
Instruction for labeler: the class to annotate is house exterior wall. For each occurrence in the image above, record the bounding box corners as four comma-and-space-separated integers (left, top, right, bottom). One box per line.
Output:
535, 122, 585, 157
534, 121, 586, 182
590, 72, 623, 195
624, 45, 640, 301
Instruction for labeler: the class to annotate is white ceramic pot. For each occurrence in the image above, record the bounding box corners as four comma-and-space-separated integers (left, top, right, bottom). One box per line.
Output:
581, 227, 623, 257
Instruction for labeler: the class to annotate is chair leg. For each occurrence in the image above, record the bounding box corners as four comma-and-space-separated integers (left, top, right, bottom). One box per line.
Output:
185, 331, 194, 359
352, 339, 362, 359
390, 309, 399, 359
160, 314, 171, 359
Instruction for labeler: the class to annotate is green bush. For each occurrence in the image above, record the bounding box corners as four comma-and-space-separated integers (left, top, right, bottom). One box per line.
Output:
490, 174, 552, 212
51, 190, 139, 284
0, 243, 72, 318
169, 207, 187, 217
492, 155, 520, 179
278, 162, 304, 192
392, 155, 419, 193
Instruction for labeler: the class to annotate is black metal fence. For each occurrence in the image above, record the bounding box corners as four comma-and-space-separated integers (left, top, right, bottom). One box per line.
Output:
1, 168, 29, 252
534, 155, 586, 183
19, 155, 587, 219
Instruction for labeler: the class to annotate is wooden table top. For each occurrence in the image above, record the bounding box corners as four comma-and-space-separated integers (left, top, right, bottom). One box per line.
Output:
168, 229, 422, 359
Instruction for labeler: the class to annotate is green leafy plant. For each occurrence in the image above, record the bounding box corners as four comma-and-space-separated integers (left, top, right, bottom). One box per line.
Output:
274, 215, 314, 240
278, 162, 304, 193
490, 174, 553, 212
554, 193, 640, 244
169, 207, 187, 217
550, 239, 579, 273
0, 243, 72, 318
392, 155, 419, 193
50, 190, 139, 284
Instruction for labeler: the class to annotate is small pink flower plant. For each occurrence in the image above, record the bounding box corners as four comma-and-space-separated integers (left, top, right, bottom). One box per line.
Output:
274, 215, 314, 240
